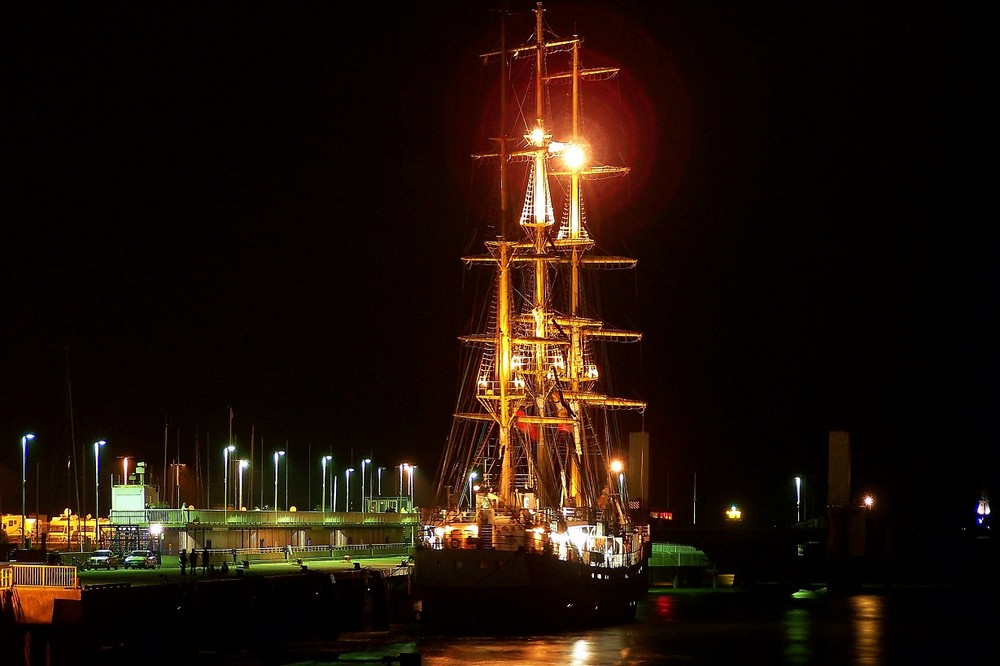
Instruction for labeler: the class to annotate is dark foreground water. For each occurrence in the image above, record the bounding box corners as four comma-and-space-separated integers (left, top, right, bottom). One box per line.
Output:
283, 584, 996, 665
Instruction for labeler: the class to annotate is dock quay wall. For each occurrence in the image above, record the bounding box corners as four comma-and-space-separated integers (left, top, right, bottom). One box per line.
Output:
2, 564, 409, 665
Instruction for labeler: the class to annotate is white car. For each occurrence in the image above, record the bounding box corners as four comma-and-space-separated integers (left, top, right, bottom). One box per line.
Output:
87, 549, 120, 570
123, 549, 159, 569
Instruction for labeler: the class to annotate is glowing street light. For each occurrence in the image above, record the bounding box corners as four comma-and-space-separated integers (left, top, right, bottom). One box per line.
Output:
223, 445, 235, 520
345, 468, 355, 511
273, 450, 285, 512
94, 439, 106, 545
21, 433, 35, 547
361, 458, 371, 513
404, 464, 417, 508
794, 476, 802, 522
862, 494, 875, 510
238, 459, 249, 510
377, 467, 386, 497
150, 522, 163, 559
468, 471, 478, 510
321, 455, 332, 513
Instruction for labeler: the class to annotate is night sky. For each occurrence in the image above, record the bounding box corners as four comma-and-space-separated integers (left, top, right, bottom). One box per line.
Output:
4, 2, 995, 531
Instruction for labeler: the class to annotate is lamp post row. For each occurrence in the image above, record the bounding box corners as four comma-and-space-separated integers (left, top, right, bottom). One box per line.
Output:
16, 437, 818, 534
22, 434, 111, 549
216, 448, 410, 513
17, 434, 415, 544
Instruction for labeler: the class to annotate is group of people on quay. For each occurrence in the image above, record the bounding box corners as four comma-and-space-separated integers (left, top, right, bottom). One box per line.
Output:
178, 547, 234, 576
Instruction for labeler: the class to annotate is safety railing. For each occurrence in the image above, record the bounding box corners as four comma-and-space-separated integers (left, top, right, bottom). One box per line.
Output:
0, 564, 79, 589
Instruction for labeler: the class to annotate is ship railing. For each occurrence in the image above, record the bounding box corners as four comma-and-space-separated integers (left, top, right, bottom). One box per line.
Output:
475, 379, 528, 397
427, 508, 476, 525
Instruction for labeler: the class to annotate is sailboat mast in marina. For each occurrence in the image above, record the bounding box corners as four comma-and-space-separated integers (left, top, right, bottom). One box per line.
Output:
412, 2, 650, 633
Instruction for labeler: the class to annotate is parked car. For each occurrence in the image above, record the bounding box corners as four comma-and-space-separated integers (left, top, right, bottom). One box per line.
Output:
123, 549, 159, 570
87, 549, 120, 570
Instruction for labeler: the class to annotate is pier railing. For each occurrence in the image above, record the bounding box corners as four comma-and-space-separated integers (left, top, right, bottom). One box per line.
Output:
0, 564, 79, 589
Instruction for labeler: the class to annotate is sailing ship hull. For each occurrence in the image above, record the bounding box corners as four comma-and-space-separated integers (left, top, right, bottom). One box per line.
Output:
411, 546, 650, 633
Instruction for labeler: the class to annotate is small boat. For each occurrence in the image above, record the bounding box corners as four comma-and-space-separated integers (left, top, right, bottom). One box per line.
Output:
412, 2, 650, 634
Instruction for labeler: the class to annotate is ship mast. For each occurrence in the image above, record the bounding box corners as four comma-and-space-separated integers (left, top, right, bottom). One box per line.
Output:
527, 2, 559, 510
455, 2, 646, 517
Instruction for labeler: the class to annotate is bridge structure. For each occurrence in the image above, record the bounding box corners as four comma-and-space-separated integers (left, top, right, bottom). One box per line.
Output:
106, 504, 422, 555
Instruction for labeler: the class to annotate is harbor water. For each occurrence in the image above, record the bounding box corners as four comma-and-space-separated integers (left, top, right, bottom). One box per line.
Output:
284, 584, 995, 665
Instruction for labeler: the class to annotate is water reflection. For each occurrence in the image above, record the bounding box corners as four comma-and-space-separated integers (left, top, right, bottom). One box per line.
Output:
782, 607, 811, 663
850, 595, 885, 664
649, 590, 676, 622
291, 586, 990, 665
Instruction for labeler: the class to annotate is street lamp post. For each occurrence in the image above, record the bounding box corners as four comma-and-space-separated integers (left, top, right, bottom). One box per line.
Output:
332, 475, 338, 512
273, 450, 285, 512
283, 443, 289, 511
405, 464, 417, 545
405, 464, 417, 508
223, 445, 235, 520
360, 458, 371, 513
21, 433, 35, 547
321, 455, 332, 513
794, 476, 802, 523
345, 467, 355, 512
94, 439, 106, 547
377, 467, 386, 497
238, 459, 249, 510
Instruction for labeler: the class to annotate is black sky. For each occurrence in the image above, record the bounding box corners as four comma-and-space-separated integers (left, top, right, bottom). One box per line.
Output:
3, 2, 996, 529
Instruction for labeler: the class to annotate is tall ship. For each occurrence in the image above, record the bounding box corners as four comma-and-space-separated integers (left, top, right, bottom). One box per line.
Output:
412, 3, 651, 633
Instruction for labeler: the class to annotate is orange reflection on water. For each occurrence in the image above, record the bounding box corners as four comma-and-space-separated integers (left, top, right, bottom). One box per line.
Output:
850, 594, 885, 664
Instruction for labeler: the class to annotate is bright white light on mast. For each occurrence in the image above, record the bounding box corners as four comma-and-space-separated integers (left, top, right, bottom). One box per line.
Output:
561, 143, 586, 171
529, 125, 546, 146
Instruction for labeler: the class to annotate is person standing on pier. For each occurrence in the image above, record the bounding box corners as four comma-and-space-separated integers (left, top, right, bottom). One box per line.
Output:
201, 549, 209, 575
179, 548, 187, 575
189, 548, 199, 575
